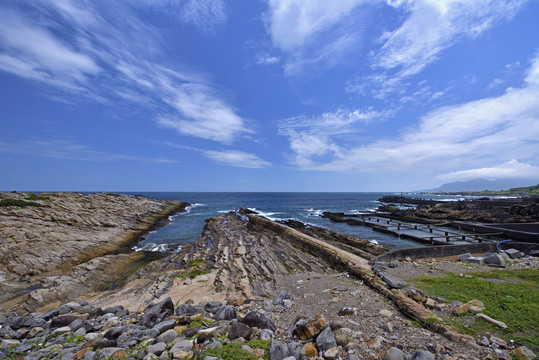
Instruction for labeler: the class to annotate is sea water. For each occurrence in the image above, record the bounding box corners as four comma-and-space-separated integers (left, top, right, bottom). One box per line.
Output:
124, 192, 470, 252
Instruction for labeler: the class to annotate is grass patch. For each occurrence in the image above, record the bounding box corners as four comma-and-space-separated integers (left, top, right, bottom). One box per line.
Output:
25, 193, 50, 201
414, 269, 539, 353
199, 339, 270, 360
0, 199, 44, 208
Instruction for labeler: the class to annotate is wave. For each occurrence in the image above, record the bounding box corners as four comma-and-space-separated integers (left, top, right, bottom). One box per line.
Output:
305, 208, 325, 217
133, 242, 182, 253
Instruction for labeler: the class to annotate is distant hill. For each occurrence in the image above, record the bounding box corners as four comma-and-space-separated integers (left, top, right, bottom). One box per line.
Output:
426, 178, 539, 193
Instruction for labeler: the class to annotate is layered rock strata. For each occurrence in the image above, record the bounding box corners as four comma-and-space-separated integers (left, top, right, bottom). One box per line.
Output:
0, 192, 188, 311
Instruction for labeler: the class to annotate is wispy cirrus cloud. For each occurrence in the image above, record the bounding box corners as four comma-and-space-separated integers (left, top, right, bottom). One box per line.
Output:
0, 138, 177, 164
204, 150, 271, 168
0, 1, 245, 144
282, 53, 539, 178
349, 0, 528, 97
263, 0, 368, 75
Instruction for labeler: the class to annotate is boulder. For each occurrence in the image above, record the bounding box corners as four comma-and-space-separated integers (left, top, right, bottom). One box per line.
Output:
152, 319, 176, 334
273, 290, 291, 306
51, 315, 79, 329
453, 299, 485, 315
504, 248, 523, 259
146, 342, 166, 356
292, 315, 328, 340
484, 253, 506, 266
140, 297, 174, 328
381, 273, 407, 289
269, 339, 290, 360
410, 349, 435, 360
175, 304, 204, 317
384, 347, 406, 360
2, 316, 46, 330
241, 311, 276, 331
228, 322, 253, 340
214, 305, 236, 321
316, 327, 337, 352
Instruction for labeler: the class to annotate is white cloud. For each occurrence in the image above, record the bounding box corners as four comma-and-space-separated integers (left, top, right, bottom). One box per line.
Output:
263, 0, 368, 75
361, 0, 528, 96
0, 2, 247, 145
437, 160, 539, 182
282, 53, 539, 179
204, 150, 271, 168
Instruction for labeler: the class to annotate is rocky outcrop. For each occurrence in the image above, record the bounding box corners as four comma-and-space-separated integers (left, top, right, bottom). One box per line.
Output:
0, 192, 188, 310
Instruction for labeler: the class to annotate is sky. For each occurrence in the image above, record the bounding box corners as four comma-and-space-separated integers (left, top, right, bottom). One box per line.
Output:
1, 0, 539, 192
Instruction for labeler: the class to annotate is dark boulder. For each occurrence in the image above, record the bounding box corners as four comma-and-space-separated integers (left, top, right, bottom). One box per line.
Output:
140, 297, 174, 328
228, 322, 253, 340
241, 311, 276, 331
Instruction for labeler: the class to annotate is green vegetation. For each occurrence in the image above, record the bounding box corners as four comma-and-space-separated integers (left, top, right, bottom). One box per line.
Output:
199, 339, 270, 360
0, 198, 44, 207
413, 269, 539, 353
175, 259, 212, 280
25, 192, 50, 201
188, 317, 216, 329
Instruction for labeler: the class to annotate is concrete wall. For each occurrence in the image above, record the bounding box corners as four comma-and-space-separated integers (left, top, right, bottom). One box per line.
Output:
372, 241, 539, 263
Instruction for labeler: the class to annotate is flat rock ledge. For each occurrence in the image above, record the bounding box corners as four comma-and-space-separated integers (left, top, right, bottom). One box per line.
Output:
0, 192, 188, 312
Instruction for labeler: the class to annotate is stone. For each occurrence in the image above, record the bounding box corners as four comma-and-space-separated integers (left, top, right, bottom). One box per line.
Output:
410, 350, 435, 360
228, 322, 253, 340
453, 299, 485, 315
51, 326, 72, 336
147, 342, 167, 356
143, 354, 160, 360
175, 304, 204, 317
52, 315, 79, 328
464, 257, 485, 265
458, 253, 472, 261
153, 319, 177, 334
513, 346, 536, 359
98, 347, 128, 359
270, 339, 290, 360
273, 289, 291, 305
28, 326, 45, 338
506, 248, 524, 259
287, 341, 302, 359
241, 311, 276, 331
0, 339, 20, 350
40, 309, 60, 321
384, 347, 406, 360
205, 301, 224, 314
301, 343, 318, 358
316, 327, 337, 352
489, 336, 508, 348
170, 340, 194, 354
214, 305, 236, 321
260, 329, 274, 340
293, 315, 328, 340
141, 297, 175, 328
104, 326, 127, 340
2, 316, 46, 330
367, 337, 382, 349
476, 313, 507, 329
282, 299, 292, 309
381, 273, 407, 289
338, 307, 356, 316
484, 253, 506, 266
478, 336, 490, 346
158, 328, 178, 343
82, 350, 97, 360
379, 309, 393, 318
323, 347, 339, 360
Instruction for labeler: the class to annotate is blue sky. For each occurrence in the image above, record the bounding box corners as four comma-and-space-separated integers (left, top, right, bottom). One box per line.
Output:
1, 0, 539, 192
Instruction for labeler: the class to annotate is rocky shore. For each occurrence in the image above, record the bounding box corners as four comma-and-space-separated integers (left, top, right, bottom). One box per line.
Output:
1, 194, 538, 359
0, 192, 189, 313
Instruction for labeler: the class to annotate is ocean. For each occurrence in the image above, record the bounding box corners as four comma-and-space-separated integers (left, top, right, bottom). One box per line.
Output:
124, 192, 473, 253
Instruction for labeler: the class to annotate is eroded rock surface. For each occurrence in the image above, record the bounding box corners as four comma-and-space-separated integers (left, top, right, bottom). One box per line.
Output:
0, 192, 188, 309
